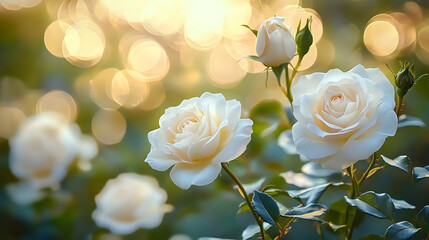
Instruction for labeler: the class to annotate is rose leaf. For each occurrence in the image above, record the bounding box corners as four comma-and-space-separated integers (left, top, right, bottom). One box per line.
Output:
384, 221, 420, 240
412, 165, 429, 182
398, 115, 425, 128
281, 203, 326, 221
416, 205, 429, 233
252, 190, 280, 226
344, 191, 394, 219
381, 155, 410, 173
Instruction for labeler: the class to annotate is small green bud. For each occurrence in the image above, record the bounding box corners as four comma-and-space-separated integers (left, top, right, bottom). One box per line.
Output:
295, 18, 313, 58
395, 61, 415, 97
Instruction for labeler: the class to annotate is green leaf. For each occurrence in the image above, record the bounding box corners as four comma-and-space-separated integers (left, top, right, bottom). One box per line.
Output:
324, 198, 356, 227
282, 203, 326, 221
344, 191, 394, 219
252, 191, 280, 226
242, 55, 262, 63
412, 165, 429, 182
381, 155, 410, 173
242, 223, 271, 240
287, 182, 351, 205
391, 198, 415, 210
271, 63, 287, 86
241, 24, 258, 36
248, 100, 287, 157
398, 115, 425, 128
358, 234, 384, 240
416, 205, 429, 232
385, 221, 420, 240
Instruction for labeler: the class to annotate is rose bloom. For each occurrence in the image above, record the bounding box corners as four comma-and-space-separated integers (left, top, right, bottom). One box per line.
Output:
92, 173, 171, 235
145, 92, 253, 189
256, 16, 296, 67
9, 112, 84, 189
291, 65, 397, 171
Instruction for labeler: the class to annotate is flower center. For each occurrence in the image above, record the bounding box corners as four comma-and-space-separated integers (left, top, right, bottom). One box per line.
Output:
178, 117, 199, 133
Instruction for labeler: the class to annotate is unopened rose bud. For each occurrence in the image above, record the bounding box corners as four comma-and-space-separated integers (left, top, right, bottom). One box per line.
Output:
256, 16, 296, 67
295, 18, 313, 58
395, 62, 415, 97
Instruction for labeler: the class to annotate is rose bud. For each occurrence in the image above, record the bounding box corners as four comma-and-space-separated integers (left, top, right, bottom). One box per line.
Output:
256, 16, 296, 67
295, 18, 313, 58
395, 62, 415, 97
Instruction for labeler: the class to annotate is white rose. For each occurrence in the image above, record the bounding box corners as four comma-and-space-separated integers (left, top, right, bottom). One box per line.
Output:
9, 112, 81, 189
256, 16, 296, 67
291, 64, 398, 171
92, 173, 171, 235
145, 92, 253, 189
8, 112, 98, 190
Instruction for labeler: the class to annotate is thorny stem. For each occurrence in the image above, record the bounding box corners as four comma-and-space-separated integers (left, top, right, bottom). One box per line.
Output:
221, 163, 265, 240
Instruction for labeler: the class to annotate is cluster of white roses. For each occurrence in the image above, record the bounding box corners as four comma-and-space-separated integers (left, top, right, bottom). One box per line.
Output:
6, 15, 401, 237
145, 16, 398, 188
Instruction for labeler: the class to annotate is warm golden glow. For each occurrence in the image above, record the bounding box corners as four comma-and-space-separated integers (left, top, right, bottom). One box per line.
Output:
0, 107, 25, 139
126, 39, 170, 82
418, 26, 429, 53
184, 0, 224, 50
139, 82, 166, 111
291, 44, 318, 70
90, 68, 121, 110
207, 44, 247, 88
110, 70, 149, 109
0, 0, 42, 11
141, 0, 185, 36
36, 90, 78, 122
92, 110, 126, 145
364, 20, 399, 57
222, 0, 252, 40
44, 20, 70, 58
62, 20, 105, 67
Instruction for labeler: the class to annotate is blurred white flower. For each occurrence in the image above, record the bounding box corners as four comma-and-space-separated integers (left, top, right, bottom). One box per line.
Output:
145, 92, 253, 189
291, 65, 397, 171
256, 16, 296, 67
8, 112, 98, 191
92, 173, 172, 235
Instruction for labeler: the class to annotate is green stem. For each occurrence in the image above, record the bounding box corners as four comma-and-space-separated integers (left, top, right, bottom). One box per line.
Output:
358, 152, 377, 187
290, 56, 303, 84
344, 165, 359, 240
221, 163, 265, 240
284, 65, 294, 105
318, 222, 326, 240
395, 95, 403, 117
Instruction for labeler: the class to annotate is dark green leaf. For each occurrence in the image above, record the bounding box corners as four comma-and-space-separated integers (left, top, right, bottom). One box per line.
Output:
271, 63, 287, 86
344, 191, 394, 219
398, 115, 425, 128
344, 197, 386, 219
356, 191, 394, 218
237, 201, 250, 216
241, 24, 258, 36
381, 155, 410, 173
282, 203, 326, 221
358, 234, 384, 240
324, 198, 356, 227
412, 165, 429, 182
287, 182, 351, 205
391, 198, 415, 210
417, 205, 429, 232
385, 221, 420, 240
252, 191, 280, 226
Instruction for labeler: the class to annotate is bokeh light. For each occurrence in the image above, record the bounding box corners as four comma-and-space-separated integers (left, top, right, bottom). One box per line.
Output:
92, 110, 126, 145
0, 107, 25, 139
36, 90, 77, 122
207, 44, 247, 88
90, 68, 121, 110
0, 0, 42, 11
110, 70, 149, 109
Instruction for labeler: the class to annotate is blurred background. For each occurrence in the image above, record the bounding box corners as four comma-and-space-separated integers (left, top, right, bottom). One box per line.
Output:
0, 0, 428, 239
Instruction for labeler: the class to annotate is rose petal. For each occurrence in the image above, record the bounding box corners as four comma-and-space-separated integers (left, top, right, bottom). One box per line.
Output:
170, 162, 222, 190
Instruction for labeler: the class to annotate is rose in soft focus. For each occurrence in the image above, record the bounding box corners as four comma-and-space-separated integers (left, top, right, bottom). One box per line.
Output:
145, 92, 253, 189
291, 65, 397, 171
92, 173, 171, 235
8, 112, 97, 190
256, 16, 296, 67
